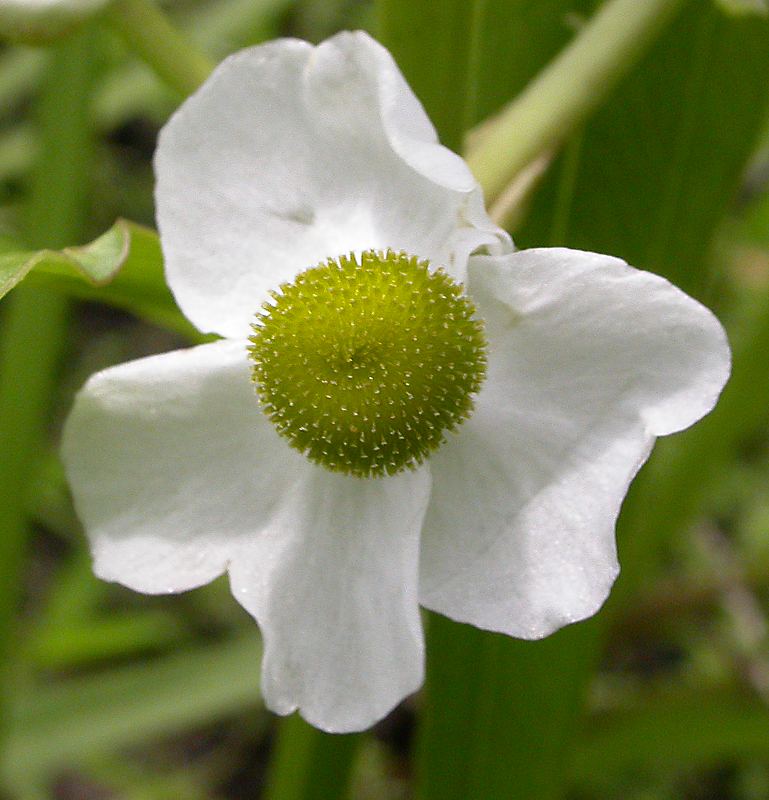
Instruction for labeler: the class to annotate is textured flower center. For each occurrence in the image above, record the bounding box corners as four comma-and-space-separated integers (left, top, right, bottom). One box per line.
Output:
248, 250, 487, 478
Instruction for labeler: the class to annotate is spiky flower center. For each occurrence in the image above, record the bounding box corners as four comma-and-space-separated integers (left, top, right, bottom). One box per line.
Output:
248, 250, 487, 478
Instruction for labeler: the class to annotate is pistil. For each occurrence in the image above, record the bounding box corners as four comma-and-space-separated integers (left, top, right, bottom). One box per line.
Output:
249, 250, 487, 478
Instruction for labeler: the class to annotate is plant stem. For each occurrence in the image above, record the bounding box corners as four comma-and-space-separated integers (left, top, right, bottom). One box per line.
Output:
106, 0, 214, 97
263, 715, 361, 800
0, 27, 95, 738
467, 0, 686, 203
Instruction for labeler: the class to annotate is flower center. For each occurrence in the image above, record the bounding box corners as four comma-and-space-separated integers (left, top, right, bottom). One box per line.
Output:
248, 250, 487, 478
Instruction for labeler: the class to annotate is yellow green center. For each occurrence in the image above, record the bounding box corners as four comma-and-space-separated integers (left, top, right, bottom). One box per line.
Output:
248, 249, 487, 478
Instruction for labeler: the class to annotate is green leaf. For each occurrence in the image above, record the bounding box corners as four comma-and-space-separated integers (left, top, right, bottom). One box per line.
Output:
572, 689, 769, 787
471, 0, 591, 125
378, 0, 484, 152
3, 634, 264, 790
519, 1, 769, 297
458, 4, 769, 799
1, 219, 201, 338
27, 611, 188, 670
1, 218, 142, 290
0, 30, 96, 777
413, 3, 769, 800
473, 0, 593, 123
467, 0, 687, 204
380, 1, 594, 154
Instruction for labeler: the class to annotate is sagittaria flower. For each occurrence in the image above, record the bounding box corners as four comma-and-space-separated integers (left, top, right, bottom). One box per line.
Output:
62, 31, 730, 732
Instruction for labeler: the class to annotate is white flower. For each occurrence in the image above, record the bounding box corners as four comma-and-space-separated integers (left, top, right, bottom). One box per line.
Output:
62, 31, 730, 733
0, 0, 108, 40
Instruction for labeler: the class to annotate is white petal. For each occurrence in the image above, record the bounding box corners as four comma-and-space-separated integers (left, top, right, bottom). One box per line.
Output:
61, 338, 305, 594
420, 249, 730, 638
154, 31, 507, 339
228, 467, 431, 733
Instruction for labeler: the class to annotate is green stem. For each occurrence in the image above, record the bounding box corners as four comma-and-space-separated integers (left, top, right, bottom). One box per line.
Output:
414, 619, 487, 800
106, 0, 214, 97
416, 615, 602, 800
0, 289, 69, 674
0, 27, 95, 736
263, 716, 361, 800
467, 0, 686, 203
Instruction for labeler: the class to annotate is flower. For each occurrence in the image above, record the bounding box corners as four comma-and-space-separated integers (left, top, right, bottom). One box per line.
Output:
0, 0, 108, 41
62, 31, 731, 733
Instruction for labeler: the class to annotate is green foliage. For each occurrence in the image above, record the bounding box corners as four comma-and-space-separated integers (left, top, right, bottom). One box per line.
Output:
1, 220, 145, 294
378, 0, 482, 151
384, 2, 769, 800
715, 0, 768, 16
573, 688, 769, 789
4, 635, 264, 792
520, 2, 769, 296
264, 715, 361, 800
3, 0, 769, 798
470, 0, 592, 124
1, 220, 199, 337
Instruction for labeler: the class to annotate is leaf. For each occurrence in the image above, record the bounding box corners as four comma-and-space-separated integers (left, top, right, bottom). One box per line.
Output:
1, 218, 145, 291
3, 634, 264, 789
519, 1, 769, 298
572, 689, 769, 787
460, 5, 769, 799
27, 611, 188, 670
378, 0, 484, 152
379, 0, 593, 154
470, 0, 592, 126
263, 715, 361, 800
413, 3, 769, 800
1, 219, 201, 338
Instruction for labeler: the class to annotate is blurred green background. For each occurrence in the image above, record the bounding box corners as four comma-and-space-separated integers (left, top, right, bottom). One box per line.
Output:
1, 0, 769, 798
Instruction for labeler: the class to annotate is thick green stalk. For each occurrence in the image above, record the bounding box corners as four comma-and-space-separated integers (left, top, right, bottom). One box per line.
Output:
467, 0, 686, 203
0, 28, 94, 739
263, 716, 361, 800
416, 613, 604, 800
0, 291, 69, 691
106, 0, 214, 96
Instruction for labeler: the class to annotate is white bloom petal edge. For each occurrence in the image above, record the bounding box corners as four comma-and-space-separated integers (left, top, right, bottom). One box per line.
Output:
154, 30, 509, 339
229, 466, 431, 733
60, 339, 306, 593
419, 248, 730, 639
